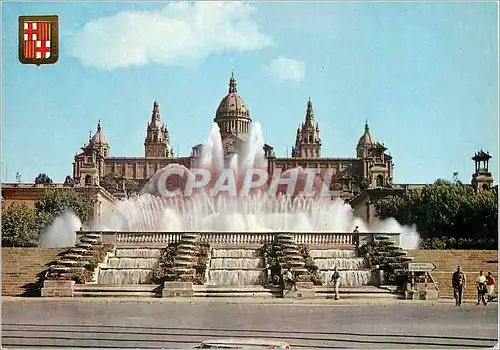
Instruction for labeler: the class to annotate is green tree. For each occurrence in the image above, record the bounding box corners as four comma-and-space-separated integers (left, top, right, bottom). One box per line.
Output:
375, 180, 498, 249
1, 203, 51, 247
35, 189, 93, 224
34, 173, 53, 184
100, 173, 120, 193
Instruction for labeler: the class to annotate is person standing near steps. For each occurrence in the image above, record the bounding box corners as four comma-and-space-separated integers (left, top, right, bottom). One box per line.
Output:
476, 270, 488, 306
331, 267, 341, 300
452, 266, 466, 306
486, 271, 495, 302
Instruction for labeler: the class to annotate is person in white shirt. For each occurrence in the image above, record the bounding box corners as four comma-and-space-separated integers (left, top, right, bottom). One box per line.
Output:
476, 270, 488, 306
331, 267, 341, 300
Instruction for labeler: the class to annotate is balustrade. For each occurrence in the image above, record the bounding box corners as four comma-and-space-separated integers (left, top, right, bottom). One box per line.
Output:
76, 231, 400, 247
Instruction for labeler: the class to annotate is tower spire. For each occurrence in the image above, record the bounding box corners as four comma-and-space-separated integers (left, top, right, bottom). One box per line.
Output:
365, 119, 370, 133
97, 119, 102, 132
229, 72, 237, 93
305, 97, 315, 126
152, 101, 160, 121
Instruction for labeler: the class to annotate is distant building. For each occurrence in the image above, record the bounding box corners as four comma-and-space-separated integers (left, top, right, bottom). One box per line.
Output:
1, 183, 115, 222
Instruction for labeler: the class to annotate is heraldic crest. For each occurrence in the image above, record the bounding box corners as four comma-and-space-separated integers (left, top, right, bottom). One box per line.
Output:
18, 15, 59, 66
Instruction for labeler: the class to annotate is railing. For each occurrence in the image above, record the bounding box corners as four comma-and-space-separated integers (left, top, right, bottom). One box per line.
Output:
292, 233, 353, 245
78, 231, 401, 247
199, 232, 275, 245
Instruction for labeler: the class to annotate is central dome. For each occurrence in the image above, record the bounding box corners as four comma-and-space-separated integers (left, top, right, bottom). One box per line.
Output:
215, 73, 251, 121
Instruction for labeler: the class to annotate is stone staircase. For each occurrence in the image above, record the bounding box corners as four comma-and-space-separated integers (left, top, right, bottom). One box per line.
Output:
193, 285, 281, 298
2, 248, 66, 296
74, 284, 161, 297
314, 285, 401, 299
408, 250, 498, 299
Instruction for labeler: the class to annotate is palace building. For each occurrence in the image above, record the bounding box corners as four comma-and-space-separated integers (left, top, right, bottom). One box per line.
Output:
2, 74, 494, 224
72, 73, 394, 199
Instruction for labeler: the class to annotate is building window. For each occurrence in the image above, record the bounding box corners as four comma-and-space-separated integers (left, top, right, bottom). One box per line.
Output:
376, 174, 384, 187
85, 175, 92, 186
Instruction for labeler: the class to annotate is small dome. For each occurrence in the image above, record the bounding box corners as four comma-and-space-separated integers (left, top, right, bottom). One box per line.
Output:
215, 73, 250, 120
357, 121, 375, 147
90, 120, 108, 145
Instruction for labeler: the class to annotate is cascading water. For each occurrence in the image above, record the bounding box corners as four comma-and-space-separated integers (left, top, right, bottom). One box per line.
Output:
310, 249, 373, 287
98, 248, 162, 284
90, 122, 420, 248
208, 249, 266, 286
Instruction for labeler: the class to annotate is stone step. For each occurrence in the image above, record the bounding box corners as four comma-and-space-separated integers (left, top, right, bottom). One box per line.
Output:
193, 292, 278, 298
194, 285, 279, 292
74, 284, 160, 292
314, 285, 399, 293
316, 293, 400, 299
73, 291, 159, 297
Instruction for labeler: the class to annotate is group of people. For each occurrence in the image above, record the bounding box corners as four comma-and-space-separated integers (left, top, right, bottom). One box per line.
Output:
452, 266, 496, 306
282, 266, 341, 300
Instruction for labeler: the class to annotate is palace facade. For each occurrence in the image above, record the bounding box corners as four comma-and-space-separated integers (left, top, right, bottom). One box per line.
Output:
71, 73, 494, 202
72, 73, 394, 199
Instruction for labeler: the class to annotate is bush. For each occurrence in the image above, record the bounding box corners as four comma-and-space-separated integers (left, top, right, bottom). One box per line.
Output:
1, 203, 51, 247
261, 242, 283, 285
358, 241, 408, 288
297, 244, 322, 285
374, 180, 498, 249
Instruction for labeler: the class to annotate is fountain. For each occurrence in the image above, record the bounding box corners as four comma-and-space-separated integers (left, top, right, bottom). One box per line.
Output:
208, 248, 265, 286
310, 249, 372, 287
71, 122, 418, 293
98, 248, 162, 284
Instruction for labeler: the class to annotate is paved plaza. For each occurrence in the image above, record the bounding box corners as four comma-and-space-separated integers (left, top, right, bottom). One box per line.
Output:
1, 298, 498, 349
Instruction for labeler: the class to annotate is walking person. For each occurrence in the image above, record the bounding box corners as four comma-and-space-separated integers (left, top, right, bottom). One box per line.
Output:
476, 270, 488, 306
486, 272, 495, 302
331, 267, 341, 300
285, 268, 296, 292
452, 266, 466, 306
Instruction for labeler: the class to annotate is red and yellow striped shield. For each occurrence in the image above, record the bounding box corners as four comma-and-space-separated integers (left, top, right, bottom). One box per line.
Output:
18, 15, 59, 66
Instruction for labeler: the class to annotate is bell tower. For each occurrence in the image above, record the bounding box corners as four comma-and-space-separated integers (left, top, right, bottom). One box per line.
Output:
471, 150, 493, 190
144, 101, 173, 158
291, 98, 322, 158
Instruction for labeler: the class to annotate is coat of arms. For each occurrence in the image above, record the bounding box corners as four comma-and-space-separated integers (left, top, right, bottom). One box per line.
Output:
18, 15, 59, 65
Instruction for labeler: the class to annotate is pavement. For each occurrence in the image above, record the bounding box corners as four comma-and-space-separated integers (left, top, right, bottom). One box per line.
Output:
1, 297, 498, 349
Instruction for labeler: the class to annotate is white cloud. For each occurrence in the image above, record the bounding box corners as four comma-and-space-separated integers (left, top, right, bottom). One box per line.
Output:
266, 56, 306, 83
68, 2, 273, 70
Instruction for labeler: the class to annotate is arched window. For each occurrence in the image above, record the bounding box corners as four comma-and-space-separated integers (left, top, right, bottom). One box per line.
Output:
85, 175, 92, 186
376, 174, 384, 187
482, 183, 489, 190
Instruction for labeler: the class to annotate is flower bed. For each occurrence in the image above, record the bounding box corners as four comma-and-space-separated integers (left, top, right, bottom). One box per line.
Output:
152, 242, 209, 285
261, 242, 283, 285
46, 244, 114, 284
357, 241, 407, 287
297, 244, 322, 285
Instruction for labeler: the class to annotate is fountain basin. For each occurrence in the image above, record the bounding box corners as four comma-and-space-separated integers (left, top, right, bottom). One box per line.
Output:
400, 257, 414, 262
71, 248, 88, 254
76, 243, 92, 248
179, 243, 196, 249
175, 256, 194, 262
172, 267, 195, 274
64, 254, 83, 259
85, 233, 102, 239
51, 266, 71, 272
58, 260, 87, 267
80, 237, 99, 243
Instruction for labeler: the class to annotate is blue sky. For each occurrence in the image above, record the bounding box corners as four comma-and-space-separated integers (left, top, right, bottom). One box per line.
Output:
1, 1, 498, 184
